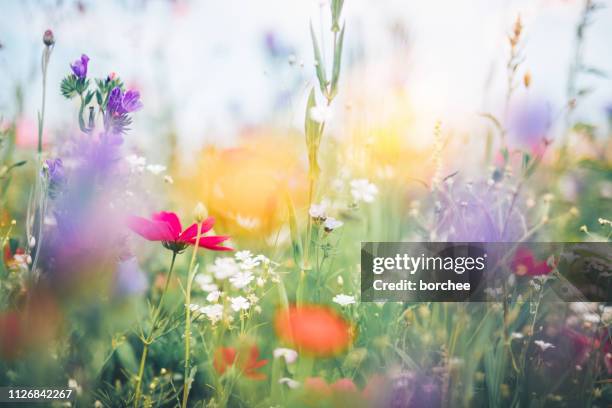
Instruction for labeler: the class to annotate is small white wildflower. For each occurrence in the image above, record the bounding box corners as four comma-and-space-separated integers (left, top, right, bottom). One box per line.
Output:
209, 257, 240, 280
534, 340, 555, 351
235, 250, 253, 262
350, 179, 378, 203
29, 236, 36, 248
273, 348, 298, 364
188, 303, 202, 313
323, 217, 343, 232
194, 274, 219, 292
254, 254, 270, 265
279, 377, 301, 389
333, 294, 356, 306
256, 277, 265, 287
309, 200, 329, 219
240, 257, 261, 270
230, 271, 254, 289
230, 296, 250, 312
200, 304, 224, 323
206, 291, 221, 303
511, 332, 524, 340
146, 164, 166, 175
126, 154, 146, 172
309, 105, 332, 124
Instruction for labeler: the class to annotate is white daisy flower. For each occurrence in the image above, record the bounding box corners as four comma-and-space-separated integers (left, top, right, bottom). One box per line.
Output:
230, 271, 254, 289
194, 274, 218, 292
206, 291, 221, 303
350, 179, 378, 203
309, 201, 328, 219
333, 294, 356, 306
235, 250, 253, 262
534, 340, 555, 351
230, 296, 250, 312
273, 348, 298, 364
240, 257, 261, 270
188, 303, 203, 313
200, 304, 224, 323
209, 257, 240, 280
323, 217, 343, 232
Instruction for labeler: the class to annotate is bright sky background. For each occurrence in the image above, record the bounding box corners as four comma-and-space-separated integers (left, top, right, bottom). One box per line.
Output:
1, 0, 611, 155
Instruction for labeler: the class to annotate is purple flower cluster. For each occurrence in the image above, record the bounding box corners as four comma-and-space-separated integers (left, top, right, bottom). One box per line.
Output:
70, 54, 89, 79
107, 87, 143, 115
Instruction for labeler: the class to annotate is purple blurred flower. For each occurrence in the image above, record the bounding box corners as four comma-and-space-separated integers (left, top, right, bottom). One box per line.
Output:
434, 180, 524, 242
44, 158, 64, 184
114, 257, 147, 297
107, 87, 143, 115
387, 371, 441, 408
70, 54, 89, 79
44, 158, 65, 198
507, 99, 552, 150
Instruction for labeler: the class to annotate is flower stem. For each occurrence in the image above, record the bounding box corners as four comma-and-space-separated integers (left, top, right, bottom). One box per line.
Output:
182, 222, 203, 408
134, 251, 177, 408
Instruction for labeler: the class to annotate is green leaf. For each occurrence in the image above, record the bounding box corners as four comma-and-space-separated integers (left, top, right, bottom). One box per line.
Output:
329, 23, 345, 100
84, 90, 94, 106
304, 88, 321, 178
310, 22, 327, 95
284, 190, 303, 268
96, 90, 103, 106
60, 76, 78, 99
331, 0, 344, 32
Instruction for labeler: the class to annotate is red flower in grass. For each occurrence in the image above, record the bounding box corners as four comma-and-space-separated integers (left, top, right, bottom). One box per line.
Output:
275, 304, 354, 357
213, 345, 268, 380
511, 247, 553, 277
565, 328, 612, 374
127, 211, 232, 253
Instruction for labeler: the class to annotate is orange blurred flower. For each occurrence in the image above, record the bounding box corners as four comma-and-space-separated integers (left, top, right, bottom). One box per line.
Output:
274, 304, 354, 357
174, 132, 307, 239
213, 345, 268, 380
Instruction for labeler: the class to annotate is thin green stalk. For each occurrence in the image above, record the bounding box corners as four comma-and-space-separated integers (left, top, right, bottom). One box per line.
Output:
182, 221, 203, 408
134, 251, 177, 408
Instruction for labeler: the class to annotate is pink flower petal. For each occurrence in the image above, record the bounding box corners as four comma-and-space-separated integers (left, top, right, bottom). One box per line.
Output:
191, 235, 233, 251
179, 217, 215, 242
127, 215, 175, 242
152, 211, 182, 238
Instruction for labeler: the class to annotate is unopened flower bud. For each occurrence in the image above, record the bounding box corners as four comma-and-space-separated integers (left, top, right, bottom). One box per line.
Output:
523, 71, 531, 88
194, 202, 207, 222
43, 29, 55, 46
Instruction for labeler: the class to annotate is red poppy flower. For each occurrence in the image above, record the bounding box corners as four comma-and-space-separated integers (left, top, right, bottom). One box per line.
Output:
511, 247, 553, 276
213, 345, 268, 380
274, 304, 353, 356
127, 211, 232, 253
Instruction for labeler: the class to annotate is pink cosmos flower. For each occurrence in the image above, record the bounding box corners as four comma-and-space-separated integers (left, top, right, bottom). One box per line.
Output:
511, 247, 554, 277
127, 211, 232, 253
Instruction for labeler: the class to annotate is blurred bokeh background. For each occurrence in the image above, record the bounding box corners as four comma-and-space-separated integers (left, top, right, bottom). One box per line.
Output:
1, 0, 611, 162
